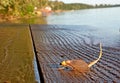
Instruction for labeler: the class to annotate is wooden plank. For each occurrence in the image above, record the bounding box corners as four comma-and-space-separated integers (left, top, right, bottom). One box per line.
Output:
30, 24, 120, 83
0, 24, 36, 83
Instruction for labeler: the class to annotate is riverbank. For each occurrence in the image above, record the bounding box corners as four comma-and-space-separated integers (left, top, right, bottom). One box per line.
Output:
1, 6, 120, 24
0, 24, 36, 83
0, 14, 36, 23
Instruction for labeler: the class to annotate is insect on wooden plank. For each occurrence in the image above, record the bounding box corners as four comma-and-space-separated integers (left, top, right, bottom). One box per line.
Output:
59, 43, 103, 73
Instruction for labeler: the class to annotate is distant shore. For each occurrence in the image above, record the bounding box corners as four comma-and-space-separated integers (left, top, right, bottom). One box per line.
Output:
0, 6, 120, 23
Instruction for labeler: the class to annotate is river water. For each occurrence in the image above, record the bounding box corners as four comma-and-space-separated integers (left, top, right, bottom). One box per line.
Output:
47, 7, 120, 48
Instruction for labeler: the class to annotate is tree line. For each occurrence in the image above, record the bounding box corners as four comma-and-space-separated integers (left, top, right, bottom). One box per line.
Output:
0, 0, 49, 16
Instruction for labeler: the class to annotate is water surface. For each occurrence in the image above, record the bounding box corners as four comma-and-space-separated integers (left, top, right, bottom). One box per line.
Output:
47, 7, 120, 48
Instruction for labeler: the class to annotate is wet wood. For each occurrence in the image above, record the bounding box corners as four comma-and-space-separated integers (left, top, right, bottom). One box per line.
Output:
30, 24, 120, 83
0, 25, 36, 83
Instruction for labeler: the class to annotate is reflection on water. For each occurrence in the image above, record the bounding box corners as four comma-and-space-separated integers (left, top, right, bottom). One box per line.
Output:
47, 7, 120, 48
0, 17, 47, 24
17, 17, 47, 24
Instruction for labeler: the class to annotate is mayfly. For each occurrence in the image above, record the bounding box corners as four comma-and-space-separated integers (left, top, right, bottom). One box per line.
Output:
59, 43, 103, 72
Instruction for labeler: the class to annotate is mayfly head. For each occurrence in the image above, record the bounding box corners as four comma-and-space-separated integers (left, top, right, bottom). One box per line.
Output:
60, 60, 71, 66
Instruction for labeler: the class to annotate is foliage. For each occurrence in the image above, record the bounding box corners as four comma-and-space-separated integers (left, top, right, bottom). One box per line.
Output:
94, 4, 120, 8
0, 0, 93, 16
39, 0, 49, 8
48, 1, 94, 10
0, 0, 39, 16
60, 3, 94, 10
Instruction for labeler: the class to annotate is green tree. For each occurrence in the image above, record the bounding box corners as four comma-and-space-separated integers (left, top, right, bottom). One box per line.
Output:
0, 0, 39, 16
39, 0, 49, 8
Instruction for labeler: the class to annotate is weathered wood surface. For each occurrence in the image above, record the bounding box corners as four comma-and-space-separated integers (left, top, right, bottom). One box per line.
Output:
30, 25, 120, 83
0, 25, 36, 83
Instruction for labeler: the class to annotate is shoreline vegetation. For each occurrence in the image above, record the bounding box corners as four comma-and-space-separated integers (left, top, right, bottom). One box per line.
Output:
0, 0, 120, 23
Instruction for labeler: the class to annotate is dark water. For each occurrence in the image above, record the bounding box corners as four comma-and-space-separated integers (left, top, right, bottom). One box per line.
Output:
47, 7, 120, 48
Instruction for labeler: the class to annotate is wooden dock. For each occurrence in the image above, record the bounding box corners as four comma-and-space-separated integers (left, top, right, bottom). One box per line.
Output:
30, 24, 120, 83
0, 24, 36, 83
